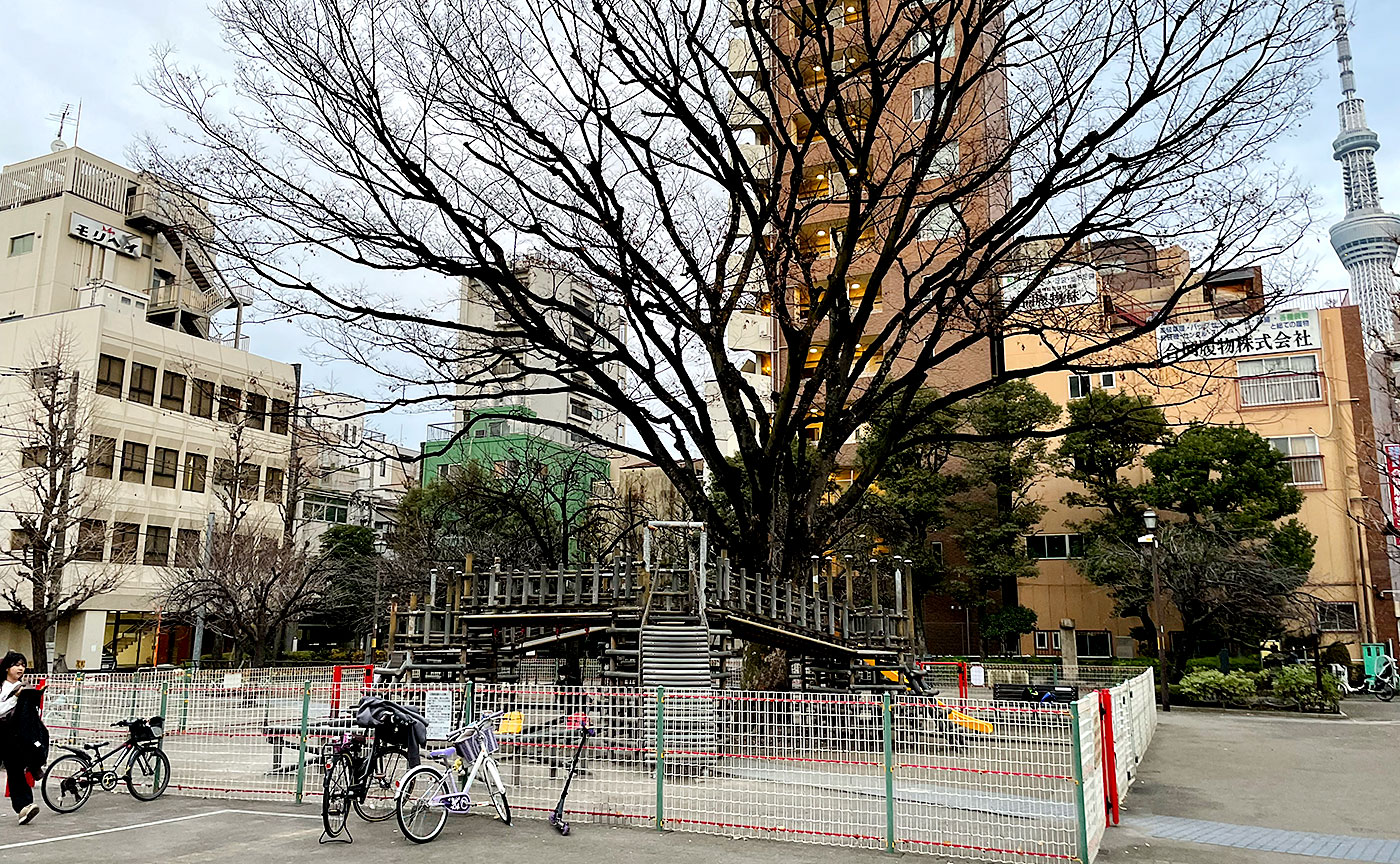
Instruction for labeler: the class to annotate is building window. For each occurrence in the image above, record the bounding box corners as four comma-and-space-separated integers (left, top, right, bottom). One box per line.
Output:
1026, 533, 1086, 560
75, 519, 106, 562
1238, 354, 1323, 407
244, 393, 268, 431
218, 386, 242, 424
190, 379, 215, 419
239, 462, 260, 499
152, 447, 179, 489
111, 522, 140, 564
20, 445, 47, 469
1099, 372, 1116, 389
912, 85, 936, 122
1319, 601, 1359, 632
489, 420, 505, 436
120, 441, 148, 484
1267, 435, 1323, 487
143, 526, 172, 567
570, 399, 594, 422
174, 529, 202, 568
160, 371, 187, 412
304, 493, 349, 524
379, 460, 387, 478
87, 436, 115, 479
96, 355, 125, 399
1076, 630, 1113, 658
7, 234, 34, 257
264, 467, 284, 503
269, 399, 290, 435
183, 453, 208, 493
1068, 374, 1091, 400
1033, 630, 1062, 654
915, 204, 957, 241
127, 363, 156, 406
213, 458, 235, 490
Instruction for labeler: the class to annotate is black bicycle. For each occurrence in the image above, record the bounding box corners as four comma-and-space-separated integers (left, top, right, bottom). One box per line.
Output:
42, 716, 171, 812
320, 729, 412, 842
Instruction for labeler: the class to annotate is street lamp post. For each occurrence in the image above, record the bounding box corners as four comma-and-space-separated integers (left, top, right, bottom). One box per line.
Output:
1139, 510, 1171, 712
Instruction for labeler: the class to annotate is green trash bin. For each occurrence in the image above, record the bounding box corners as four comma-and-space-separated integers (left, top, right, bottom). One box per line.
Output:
1362, 644, 1387, 679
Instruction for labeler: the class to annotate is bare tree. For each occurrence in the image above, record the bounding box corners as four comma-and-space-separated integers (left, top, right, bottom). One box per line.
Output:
139, 0, 1329, 580
0, 334, 126, 672
159, 427, 325, 665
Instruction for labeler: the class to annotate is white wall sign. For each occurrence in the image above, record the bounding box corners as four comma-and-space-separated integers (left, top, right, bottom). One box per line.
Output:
69, 212, 142, 258
1156, 309, 1320, 363
1002, 266, 1098, 311
423, 690, 454, 739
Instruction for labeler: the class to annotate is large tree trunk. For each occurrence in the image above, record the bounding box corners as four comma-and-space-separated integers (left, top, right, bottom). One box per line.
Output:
28, 623, 49, 675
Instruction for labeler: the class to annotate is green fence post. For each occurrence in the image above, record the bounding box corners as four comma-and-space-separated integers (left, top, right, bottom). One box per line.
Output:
158, 683, 170, 751
655, 686, 665, 832
882, 693, 896, 853
294, 681, 312, 804
1069, 702, 1090, 863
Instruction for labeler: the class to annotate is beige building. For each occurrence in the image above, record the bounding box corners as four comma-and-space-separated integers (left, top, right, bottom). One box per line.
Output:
0, 145, 297, 670
1005, 246, 1396, 659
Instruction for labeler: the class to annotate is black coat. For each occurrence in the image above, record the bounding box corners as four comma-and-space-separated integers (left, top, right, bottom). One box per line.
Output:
6, 687, 49, 774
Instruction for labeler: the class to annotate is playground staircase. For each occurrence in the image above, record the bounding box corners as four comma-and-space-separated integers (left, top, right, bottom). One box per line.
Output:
640, 615, 712, 688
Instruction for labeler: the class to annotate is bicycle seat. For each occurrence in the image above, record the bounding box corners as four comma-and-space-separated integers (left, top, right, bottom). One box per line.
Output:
82, 743, 103, 752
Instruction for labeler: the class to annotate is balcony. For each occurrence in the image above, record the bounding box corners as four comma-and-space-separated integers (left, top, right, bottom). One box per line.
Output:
738, 143, 772, 181
728, 94, 768, 129
729, 38, 759, 77
0, 149, 131, 213
1237, 372, 1325, 408
727, 310, 774, 353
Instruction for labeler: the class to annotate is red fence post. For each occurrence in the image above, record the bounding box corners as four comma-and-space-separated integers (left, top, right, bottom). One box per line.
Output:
331, 665, 344, 714
1099, 689, 1120, 826
958, 662, 969, 701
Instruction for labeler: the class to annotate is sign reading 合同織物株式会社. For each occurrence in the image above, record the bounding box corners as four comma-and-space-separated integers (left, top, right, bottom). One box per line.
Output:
1155, 309, 1320, 363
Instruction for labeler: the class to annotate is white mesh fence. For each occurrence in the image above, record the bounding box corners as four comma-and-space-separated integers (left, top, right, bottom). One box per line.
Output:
1075, 694, 1106, 860
33, 667, 1157, 864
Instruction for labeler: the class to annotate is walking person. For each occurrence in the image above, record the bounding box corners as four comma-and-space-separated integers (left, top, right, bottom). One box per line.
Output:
0, 652, 46, 825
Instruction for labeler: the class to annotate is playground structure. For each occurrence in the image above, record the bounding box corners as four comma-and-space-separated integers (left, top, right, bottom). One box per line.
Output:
383, 550, 923, 694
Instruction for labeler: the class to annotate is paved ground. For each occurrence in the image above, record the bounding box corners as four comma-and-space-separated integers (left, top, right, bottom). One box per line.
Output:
0, 795, 897, 864
1100, 698, 1400, 863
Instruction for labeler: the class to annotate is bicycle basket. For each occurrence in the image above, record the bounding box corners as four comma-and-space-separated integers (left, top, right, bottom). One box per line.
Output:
129, 716, 164, 742
452, 725, 500, 764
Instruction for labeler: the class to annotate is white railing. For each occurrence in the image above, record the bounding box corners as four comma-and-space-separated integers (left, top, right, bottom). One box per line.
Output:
1237, 373, 1324, 407
1286, 455, 1325, 486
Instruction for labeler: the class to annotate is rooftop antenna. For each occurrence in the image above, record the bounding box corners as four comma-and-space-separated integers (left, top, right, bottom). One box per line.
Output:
46, 102, 79, 152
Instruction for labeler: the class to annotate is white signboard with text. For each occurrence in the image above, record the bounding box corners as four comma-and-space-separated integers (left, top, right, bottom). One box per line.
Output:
1002, 266, 1098, 311
1155, 309, 1320, 363
69, 212, 142, 258
423, 690, 454, 739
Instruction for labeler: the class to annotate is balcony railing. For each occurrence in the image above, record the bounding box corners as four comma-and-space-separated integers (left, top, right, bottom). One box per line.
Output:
1285, 455, 1324, 487
1238, 372, 1324, 408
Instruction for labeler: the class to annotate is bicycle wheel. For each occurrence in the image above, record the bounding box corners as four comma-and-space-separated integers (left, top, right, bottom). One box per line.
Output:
322, 755, 354, 838
1377, 680, 1396, 702
484, 760, 511, 825
354, 748, 408, 822
42, 753, 93, 813
126, 747, 171, 801
396, 765, 450, 844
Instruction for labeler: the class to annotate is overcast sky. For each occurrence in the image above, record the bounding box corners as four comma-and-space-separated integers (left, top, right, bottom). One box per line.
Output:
2, 1, 1396, 444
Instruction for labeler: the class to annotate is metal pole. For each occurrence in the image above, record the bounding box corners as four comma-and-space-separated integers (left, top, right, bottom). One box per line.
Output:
192, 511, 214, 669
1151, 538, 1170, 712
655, 686, 665, 832
881, 693, 896, 853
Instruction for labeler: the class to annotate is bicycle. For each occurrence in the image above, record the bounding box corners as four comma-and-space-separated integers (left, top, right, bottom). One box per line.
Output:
1330, 657, 1397, 701
320, 727, 413, 842
41, 716, 170, 813
395, 711, 511, 844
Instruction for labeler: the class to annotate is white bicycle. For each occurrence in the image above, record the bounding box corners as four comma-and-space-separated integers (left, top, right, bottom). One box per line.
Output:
1330, 656, 1397, 701
395, 711, 512, 843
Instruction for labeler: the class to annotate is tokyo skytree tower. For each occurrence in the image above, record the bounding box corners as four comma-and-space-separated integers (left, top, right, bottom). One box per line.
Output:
1329, 1, 1400, 347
